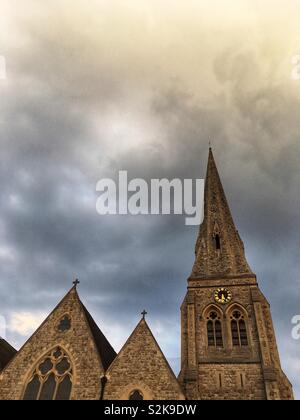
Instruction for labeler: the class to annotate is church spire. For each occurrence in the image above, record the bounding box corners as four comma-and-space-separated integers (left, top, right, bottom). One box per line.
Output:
191, 148, 253, 278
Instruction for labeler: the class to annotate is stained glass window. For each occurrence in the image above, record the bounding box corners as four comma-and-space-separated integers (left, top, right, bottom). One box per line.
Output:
23, 347, 73, 400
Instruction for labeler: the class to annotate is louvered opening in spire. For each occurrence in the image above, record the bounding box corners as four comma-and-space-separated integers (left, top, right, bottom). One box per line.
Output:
192, 148, 253, 278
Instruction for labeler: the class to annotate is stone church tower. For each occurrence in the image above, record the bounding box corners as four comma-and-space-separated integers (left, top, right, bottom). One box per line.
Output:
179, 148, 293, 400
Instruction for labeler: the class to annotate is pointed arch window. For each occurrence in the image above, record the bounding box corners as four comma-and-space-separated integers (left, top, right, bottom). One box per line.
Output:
23, 347, 73, 400
129, 390, 144, 400
206, 311, 223, 347
213, 233, 221, 250
230, 310, 248, 347
215, 234, 221, 250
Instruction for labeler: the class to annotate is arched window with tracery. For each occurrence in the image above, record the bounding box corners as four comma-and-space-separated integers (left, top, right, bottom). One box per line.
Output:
23, 347, 73, 400
230, 310, 248, 347
206, 310, 223, 348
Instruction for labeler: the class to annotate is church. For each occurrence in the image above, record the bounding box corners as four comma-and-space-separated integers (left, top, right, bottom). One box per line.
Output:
0, 149, 294, 400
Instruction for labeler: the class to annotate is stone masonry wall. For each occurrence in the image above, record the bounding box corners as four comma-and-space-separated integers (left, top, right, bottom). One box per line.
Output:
198, 363, 266, 400
180, 280, 294, 400
104, 320, 184, 400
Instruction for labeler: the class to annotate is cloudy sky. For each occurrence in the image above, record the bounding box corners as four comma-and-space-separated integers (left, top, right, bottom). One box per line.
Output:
1, 0, 300, 398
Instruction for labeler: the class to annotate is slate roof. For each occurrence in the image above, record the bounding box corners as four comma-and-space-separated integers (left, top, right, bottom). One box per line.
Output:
80, 302, 117, 370
0, 338, 17, 371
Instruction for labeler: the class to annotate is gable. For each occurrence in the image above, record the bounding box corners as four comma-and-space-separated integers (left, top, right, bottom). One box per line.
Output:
104, 319, 185, 400
0, 287, 115, 400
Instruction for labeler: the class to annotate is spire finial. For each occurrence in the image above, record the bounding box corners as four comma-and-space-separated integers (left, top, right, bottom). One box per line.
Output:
73, 278, 80, 288
141, 310, 147, 320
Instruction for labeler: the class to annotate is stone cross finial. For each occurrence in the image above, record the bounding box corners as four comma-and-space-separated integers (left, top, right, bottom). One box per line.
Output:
73, 279, 80, 287
141, 310, 147, 320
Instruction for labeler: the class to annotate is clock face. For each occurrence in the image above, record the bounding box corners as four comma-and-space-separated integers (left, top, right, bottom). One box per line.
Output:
214, 288, 232, 304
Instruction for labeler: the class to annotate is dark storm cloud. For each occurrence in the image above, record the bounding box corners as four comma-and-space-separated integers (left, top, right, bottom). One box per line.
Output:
0, 0, 300, 397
